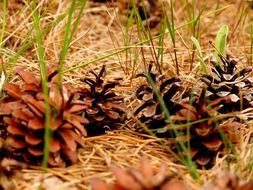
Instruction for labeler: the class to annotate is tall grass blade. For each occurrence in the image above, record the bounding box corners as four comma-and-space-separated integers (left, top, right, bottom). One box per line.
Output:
214, 25, 229, 64
157, 18, 165, 67
58, 0, 87, 84
0, 0, 7, 93
191, 36, 207, 74
31, 0, 51, 169
144, 73, 199, 179
0, 0, 7, 49
249, 24, 253, 65
162, 0, 179, 75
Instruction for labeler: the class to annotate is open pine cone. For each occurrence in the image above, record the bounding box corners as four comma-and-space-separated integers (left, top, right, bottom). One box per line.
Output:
0, 67, 88, 167
133, 64, 188, 137
169, 90, 241, 169
201, 172, 253, 190
76, 65, 127, 136
201, 55, 253, 113
92, 157, 187, 190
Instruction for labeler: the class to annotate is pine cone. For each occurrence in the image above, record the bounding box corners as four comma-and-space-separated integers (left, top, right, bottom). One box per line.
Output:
170, 90, 241, 169
76, 65, 127, 136
201, 172, 253, 190
92, 158, 187, 190
0, 67, 88, 167
133, 64, 187, 137
201, 55, 253, 113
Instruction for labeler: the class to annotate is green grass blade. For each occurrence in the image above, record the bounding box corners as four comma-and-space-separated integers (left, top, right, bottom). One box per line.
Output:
157, 18, 165, 66
58, 0, 87, 84
249, 24, 253, 65
214, 25, 229, 64
0, 0, 7, 49
145, 73, 199, 179
0, 0, 7, 93
191, 36, 207, 74
162, 0, 179, 75
31, 0, 51, 169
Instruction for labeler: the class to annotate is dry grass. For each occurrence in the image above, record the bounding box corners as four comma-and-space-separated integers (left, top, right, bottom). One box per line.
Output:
1, 0, 253, 189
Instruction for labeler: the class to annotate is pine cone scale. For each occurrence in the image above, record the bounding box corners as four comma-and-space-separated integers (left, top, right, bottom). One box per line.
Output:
58, 129, 78, 151
28, 118, 44, 130
27, 147, 43, 156
49, 138, 61, 153
202, 138, 222, 152
25, 133, 42, 146
7, 125, 25, 136
4, 83, 22, 99
6, 137, 26, 149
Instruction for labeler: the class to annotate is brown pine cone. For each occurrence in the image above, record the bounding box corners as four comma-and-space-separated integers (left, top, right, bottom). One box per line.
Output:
0, 67, 88, 167
169, 90, 241, 169
92, 158, 187, 190
76, 65, 127, 136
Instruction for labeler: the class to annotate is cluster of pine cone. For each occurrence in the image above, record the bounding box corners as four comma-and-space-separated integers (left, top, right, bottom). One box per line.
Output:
0, 55, 253, 189
0, 65, 127, 167
0, 55, 252, 170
